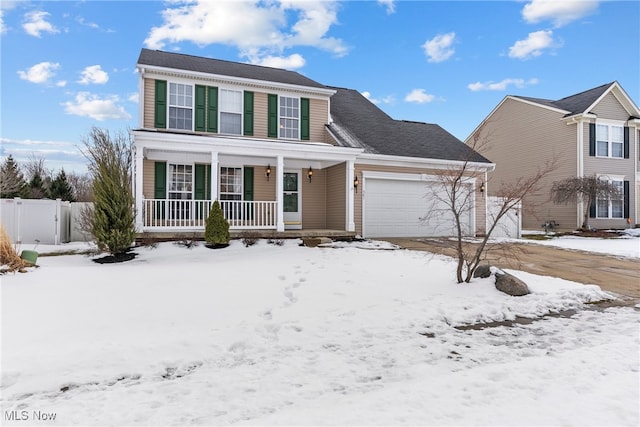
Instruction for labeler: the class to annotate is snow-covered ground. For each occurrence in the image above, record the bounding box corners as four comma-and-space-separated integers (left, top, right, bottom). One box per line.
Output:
518, 228, 640, 258
1, 239, 638, 426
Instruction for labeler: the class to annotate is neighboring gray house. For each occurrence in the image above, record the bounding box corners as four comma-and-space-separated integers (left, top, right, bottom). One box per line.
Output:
132, 49, 493, 238
466, 81, 640, 231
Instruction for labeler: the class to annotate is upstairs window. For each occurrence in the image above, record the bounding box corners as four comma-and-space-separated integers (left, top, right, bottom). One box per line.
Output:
596, 123, 624, 158
168, 83, 193, 130
219, 89, 242, 135
279, 96, 299, 139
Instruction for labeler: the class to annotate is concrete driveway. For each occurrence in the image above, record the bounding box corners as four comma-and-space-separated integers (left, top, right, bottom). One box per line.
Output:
383, 238, 640, 298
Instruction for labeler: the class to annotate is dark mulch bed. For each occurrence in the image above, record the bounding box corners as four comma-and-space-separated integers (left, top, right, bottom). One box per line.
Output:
93, 251, 137, 264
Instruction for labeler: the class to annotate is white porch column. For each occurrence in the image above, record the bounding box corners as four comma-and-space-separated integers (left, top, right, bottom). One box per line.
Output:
134, 146, 144, 231
276, 155, 285, 231
346, 160, 356, 232
210, 151, 219, 201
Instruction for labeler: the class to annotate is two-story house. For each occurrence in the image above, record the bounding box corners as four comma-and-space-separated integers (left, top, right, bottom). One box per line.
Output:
465, 82, 639, 231
132, 49, 494, 238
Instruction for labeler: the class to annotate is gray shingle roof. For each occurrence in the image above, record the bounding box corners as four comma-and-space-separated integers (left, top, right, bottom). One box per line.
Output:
137, 49, 327, 89
328, 88, 491, 163
514, 82, 615, 116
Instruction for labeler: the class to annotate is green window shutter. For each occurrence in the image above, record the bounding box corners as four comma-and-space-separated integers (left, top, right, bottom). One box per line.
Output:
154, 161, 167, 199
195, 85, 206, 132
623, 126, 629, 159
267, 94, 278, 138
244, 91, 254, 136
154, 80, 167, 129
623, 180, 630, 219
207, 86, 218, 133
194, 164, 206, 200
588, 123, 596, 156
301, 97, 310, 140
243, 167, 254, 201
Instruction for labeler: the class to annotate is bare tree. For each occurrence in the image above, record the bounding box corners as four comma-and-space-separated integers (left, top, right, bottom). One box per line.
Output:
423, 126, 557, 283
67, 171, 94, 202
551, 175, 621, 230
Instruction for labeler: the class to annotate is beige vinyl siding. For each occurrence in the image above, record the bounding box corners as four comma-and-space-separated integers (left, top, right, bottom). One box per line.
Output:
590, 93, 630, 120
301, 167, 327, 228
143, 78, 155, 129
252, 164, 276, 201
475, 98, 577, 230
353, 163, 487, 236
253, 92, 268, 139
309, 98, 329, 142
326, 163, 346, 229
142, 159, 155, 199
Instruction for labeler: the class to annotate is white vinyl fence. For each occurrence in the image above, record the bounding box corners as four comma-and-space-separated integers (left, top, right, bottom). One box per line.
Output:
1, 198, 71, 245
487, 196, 521, 238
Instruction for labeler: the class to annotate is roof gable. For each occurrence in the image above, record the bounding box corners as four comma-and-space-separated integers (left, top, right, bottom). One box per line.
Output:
137, 49, 327, 90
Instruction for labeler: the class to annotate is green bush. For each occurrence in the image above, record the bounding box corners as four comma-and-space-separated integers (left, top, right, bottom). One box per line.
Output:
205, 200, 230, 246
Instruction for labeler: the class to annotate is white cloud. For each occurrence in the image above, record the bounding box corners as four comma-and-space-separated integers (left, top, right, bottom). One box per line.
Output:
78, 65, 109, 85
75, 16, 99, 29
62, 92, 132, 121
467, 78, 539, 92
249, 53, 306, 70
17, 62, 61, 84
422, 32, 456, 63
144, 0, 347, 64
378, 0, 396, 15
23, 10, 59, 37
522, 0, 599, 27
508, 30, 556, 59
0, 10, 6, 34
361, 91, 395, 105
128, 93, 139, 103
404, 89, 436, 104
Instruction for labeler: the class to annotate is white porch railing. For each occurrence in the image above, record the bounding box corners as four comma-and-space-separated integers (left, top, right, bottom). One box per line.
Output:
142, 199, 277, 230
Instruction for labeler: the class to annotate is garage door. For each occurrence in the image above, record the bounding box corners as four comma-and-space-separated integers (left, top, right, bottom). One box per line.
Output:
363, 177, 472, 238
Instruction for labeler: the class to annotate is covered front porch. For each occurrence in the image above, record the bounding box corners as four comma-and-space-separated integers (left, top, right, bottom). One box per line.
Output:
132, 130, 363, 234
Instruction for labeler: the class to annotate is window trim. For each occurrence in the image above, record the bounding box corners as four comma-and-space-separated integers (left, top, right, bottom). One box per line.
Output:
595, 120, 625, 159
218, 88, 244, 136
278, 95, 300, 140
168, 82, 194, 131
595, 176, 624, 219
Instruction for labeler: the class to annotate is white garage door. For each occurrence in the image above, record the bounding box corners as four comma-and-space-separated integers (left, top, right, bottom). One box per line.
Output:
363, 177, 472, 238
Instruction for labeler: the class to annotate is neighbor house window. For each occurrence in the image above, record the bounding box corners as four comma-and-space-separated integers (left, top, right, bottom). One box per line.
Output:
219, 89, 242, 135
596, 123, 624, 158
279, 96, 299, 139
596, 179, 623, 218
219, 167, 242, 200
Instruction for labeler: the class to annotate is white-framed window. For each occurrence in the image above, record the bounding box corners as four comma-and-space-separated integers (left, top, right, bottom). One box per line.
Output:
596, 179, 623, 219
596, 123, 624, 158
168, 83, 193, 130
168, 164, 193, 200
219, 89, 242, 135
279, 96, 299, 139
219, 167, 242, 201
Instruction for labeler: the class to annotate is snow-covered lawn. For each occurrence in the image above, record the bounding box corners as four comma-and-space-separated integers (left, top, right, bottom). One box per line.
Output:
519, 228, 640, 258
1, 240, 638, 426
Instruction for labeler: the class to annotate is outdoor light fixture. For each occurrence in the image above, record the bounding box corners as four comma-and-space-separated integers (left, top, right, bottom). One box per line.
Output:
307, 167, 313, 182
266, 165, 271, 181
480, 181, 485, 193
354, 175, 359, 193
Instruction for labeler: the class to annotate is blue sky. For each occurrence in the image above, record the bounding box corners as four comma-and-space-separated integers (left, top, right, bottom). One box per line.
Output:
1, 0, 639, 174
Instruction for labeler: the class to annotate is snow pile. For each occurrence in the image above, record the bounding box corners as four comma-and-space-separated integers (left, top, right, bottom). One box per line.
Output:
1, 240, 637, 426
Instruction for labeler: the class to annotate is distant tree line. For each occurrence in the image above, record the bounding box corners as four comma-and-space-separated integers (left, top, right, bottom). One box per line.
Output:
0, 154, 93, 202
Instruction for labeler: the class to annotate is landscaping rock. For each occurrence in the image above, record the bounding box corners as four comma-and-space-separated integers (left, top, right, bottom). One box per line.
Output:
473, 264, 492, 278
495, 271, 530, 296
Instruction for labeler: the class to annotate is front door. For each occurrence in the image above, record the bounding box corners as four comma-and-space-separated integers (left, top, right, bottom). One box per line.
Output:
283, 171, 302, 229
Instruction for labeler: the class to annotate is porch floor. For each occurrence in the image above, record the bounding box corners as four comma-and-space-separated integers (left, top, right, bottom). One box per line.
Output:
137, 229, 357, 243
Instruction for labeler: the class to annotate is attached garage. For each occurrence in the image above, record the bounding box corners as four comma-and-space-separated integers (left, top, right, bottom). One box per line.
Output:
362, 172, 474, 238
